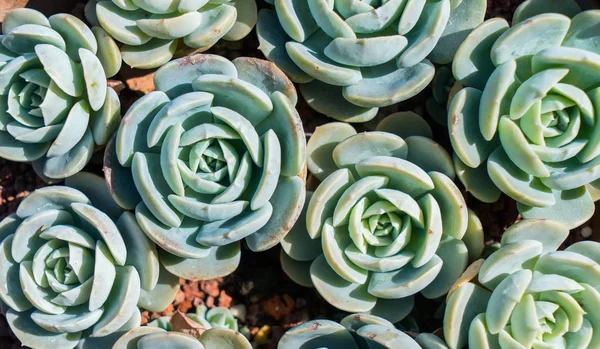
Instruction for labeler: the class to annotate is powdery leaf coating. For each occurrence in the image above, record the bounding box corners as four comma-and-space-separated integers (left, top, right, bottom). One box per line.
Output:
448, 0, 600, 229
256, 0, 486, 122
0, 9, 122, 180
442, 218, 600, 349
280, 112, 484, 319
0, 172, 178, 349
87, 0, 258, 69
106, 54, 307, 281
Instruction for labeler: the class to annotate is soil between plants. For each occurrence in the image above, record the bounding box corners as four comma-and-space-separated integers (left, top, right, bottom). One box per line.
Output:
1, 0, 598, 348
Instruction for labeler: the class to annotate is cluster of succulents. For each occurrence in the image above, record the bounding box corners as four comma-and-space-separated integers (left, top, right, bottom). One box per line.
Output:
85, 0, 258, 69
1, 0, 600, 348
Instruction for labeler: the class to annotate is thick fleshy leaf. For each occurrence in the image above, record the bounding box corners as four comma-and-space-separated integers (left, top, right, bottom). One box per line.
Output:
121, 38, 178, 70
246, 176, 306, 252
280, 249, 314, 288
199, 328, 252, 349
35, 44, 84, 97
278, 319, 358, 349
376, 112, 433, 140
444, 283, 491, 349
343, 60, 435, 108
160, 243, 241, 281
368, 255, 443, 298
310, 254, 376, 312
92, 26, 122, 78
6, 309, 81, 349
429, 0, 486, 64
96, 1, 152, 45
306, 123, 356, 181
518, 187, 594, 229
453, 18, 509, 89
184, 4, 236, 48
135, 203, 210, 259
154, 54, 237, 98
2, 9, 50, 35
256, 9, 314, 84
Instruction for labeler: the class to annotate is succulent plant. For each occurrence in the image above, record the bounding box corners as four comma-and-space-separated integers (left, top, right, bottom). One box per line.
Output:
256, 0, 486, 122
0, 9, 122, 180
443, 219, 600, 349
104, 54, 307, 281
150, 304, 239, 331
113, 310, 251, 349
415, 332, 452, 349
280, 112, 483, 320
0, 172, 179, 349
279, 313, 422, 348
448, 0, 600, 228
85, 0, 258, 69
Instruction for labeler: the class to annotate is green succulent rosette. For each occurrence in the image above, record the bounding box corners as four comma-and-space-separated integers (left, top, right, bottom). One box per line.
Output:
0, 172, 179, 349
105, 54, 307, 281
151, 305, 239, 331
256, 0, 486, 122
443, 219, 600, 349
280, 112, 484, 319
278, 313, 422, 348
113, 310, 251, 349
0, 9, 122, 180
448, 0, 600, 228
85, 0, 258, 69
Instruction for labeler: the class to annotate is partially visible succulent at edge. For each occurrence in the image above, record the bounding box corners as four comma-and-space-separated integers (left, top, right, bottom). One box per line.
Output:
280, 112, 484, 320
448, 0, 600, 228
105, 54, 307, 281
0, 172, 179, 349
151, 305, 239, 331
85, 0, 258, 69
443, 219, 600, 349
256, 0, 486, 122
279, 313, 422, 348
0, 9, 122, 180
113, 310, 251, 349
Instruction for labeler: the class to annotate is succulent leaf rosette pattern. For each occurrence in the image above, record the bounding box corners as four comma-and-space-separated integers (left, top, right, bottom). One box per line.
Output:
256, 0, 486, 122
105, 54, 307, 281
113, 310, 251, 349
280, 112, 484, 319
0, 173, 179, 349
278, 313, 422, 348
444, 219, 600, 349
0, 9, 122, 180
86, 0, 258, 69
448, 0, 600, 228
